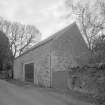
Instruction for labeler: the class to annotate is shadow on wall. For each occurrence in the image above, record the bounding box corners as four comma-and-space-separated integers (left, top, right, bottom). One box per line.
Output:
52, 71, 69, 90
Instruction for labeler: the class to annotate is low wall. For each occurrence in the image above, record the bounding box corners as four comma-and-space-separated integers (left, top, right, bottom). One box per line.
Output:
67, 67, 105, 96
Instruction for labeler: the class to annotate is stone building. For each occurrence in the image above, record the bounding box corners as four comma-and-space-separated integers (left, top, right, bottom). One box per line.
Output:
13, 22, 90, 89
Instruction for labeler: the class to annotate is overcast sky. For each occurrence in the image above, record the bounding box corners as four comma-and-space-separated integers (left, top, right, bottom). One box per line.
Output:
0, 0, 73, 39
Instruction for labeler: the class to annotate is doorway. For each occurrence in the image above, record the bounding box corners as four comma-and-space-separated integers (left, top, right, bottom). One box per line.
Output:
25, 63, 34, 83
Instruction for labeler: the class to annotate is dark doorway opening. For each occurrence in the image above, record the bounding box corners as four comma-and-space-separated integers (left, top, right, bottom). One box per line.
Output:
25, 63, 34, 83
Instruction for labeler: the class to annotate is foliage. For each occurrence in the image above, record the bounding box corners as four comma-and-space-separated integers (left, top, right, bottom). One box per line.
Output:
93, 35, 105, 52
0, 31, 13, 70
89, 35, 105, 63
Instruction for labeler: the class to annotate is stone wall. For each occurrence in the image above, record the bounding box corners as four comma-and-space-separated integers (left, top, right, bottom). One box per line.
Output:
67, 67, 105, 96
14, 41, 52, 87
51, 23, 90, 73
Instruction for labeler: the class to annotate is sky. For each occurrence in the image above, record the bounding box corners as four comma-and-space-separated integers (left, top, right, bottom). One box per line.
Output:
0, 0, 73, 39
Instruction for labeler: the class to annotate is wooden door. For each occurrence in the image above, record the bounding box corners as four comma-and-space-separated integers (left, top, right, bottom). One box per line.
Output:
25, 63, 34, 83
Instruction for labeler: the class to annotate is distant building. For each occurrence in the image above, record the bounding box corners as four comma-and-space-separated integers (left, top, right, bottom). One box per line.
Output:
13, 22, 90, 89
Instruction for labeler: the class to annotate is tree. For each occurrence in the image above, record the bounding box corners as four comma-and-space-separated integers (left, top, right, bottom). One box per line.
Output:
65, 0, 105, 50
17, 24, 40, 56
91, 35, 105, 63
0, 31, 12, 70
0, 17, 41, 58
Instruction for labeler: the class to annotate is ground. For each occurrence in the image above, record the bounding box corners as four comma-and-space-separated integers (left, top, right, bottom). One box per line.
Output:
0, 79, 95, 105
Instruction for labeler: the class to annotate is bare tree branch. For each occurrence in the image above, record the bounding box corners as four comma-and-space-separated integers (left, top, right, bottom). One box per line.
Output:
65, 0, 105, 50
0, 17, 41, 57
